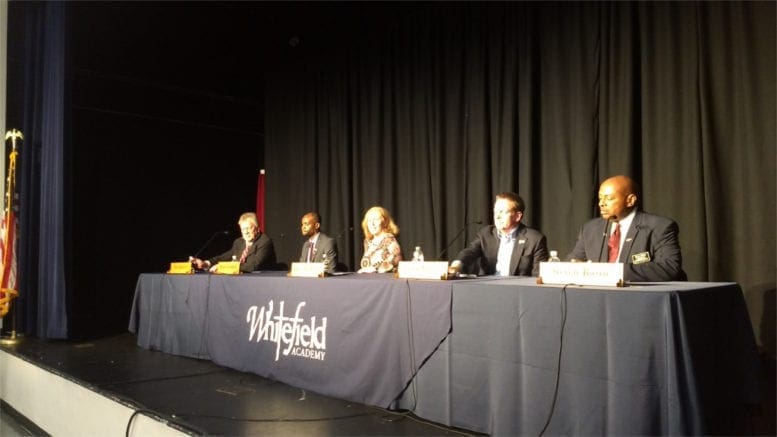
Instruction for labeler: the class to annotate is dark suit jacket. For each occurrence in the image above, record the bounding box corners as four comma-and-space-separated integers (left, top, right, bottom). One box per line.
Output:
455, 224, 549, 277
566, 211, 687, 282
299, 232, 339, 273
209, 234, 277, 273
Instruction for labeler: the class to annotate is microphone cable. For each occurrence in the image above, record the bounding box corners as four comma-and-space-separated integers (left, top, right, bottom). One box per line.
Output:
538, 283, 569, 436
369, 280, 472, 436
403, 279, 420, 412
125, 406, 208, 436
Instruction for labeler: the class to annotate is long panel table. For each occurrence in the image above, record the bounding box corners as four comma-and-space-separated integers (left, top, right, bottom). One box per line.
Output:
396, 278, 763, 435
130, 274, 762, 435
129, 272, 453, 407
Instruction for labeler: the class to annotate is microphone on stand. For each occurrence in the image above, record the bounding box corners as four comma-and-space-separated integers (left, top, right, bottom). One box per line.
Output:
437, 220, 483, 259
191, 230, 229, 259
597, 216, 616, 262
327, 227, 352, 273
334, 226, 354, 240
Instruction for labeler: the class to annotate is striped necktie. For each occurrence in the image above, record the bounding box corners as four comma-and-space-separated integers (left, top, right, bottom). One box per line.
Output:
240, 243, 251, 263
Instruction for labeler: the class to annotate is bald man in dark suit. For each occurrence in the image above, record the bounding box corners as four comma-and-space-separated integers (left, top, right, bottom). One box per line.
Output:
567, 175, 686, 282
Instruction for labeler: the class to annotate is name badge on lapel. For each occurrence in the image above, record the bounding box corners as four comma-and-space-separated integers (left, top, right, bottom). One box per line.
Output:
631, 252, 651, 264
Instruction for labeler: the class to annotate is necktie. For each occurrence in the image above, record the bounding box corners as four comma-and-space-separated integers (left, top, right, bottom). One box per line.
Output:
307, 241, 314, 262
608, 222, 621, 263
239, 243, 251, 263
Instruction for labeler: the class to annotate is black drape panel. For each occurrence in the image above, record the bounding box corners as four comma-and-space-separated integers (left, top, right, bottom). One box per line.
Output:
13, 1, 68, 339
266, 3, 774, 348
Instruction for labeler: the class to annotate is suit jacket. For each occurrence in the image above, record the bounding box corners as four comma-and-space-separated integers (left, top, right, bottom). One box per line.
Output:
209, 234, 277, 273
566, 211, 687, 282
299, 232, 339, 273
455, 224, 549, 277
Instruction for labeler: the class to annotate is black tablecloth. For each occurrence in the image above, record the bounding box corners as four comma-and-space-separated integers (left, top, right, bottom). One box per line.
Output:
396, 278, 763, 435
129, 272, 453, 407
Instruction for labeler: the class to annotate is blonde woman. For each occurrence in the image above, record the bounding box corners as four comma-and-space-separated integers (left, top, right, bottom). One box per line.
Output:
358, 206, 402, 273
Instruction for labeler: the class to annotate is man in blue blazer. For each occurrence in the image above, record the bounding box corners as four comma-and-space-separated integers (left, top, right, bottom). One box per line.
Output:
566, 175, 687, 282
449, 192, 548, 277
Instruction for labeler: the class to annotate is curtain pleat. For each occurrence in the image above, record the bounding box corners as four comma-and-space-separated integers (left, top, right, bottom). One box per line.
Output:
266, 2, 775, 345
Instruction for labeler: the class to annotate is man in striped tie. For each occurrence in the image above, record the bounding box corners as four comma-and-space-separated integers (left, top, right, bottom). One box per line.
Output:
191, 212, 277, 273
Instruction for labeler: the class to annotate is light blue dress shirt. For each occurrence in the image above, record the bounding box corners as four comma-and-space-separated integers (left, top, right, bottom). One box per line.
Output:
495, 228, 518, 276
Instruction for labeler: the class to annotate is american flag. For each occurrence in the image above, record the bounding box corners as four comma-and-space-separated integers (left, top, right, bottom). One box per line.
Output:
0, 129, 20, 318
0, 210, 17, 318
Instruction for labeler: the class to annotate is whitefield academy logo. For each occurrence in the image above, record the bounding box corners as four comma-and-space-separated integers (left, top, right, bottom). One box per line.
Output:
246, 300, 327, 362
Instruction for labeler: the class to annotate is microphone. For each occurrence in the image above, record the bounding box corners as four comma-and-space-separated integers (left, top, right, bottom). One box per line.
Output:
192, 230, 229, 259
334, 226, 354, 240
437, 220, 483, 259
597, 216, 616, 262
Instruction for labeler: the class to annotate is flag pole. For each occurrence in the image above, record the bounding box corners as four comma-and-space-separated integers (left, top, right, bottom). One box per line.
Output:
0, 129, 21, 344
256, 169, 266, 233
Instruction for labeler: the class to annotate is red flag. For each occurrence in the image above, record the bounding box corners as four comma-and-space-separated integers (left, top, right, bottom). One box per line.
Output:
0, 211, 17, 290
0, 210, 18, 317
1, 131, 21, 318
256, 169, 266, 233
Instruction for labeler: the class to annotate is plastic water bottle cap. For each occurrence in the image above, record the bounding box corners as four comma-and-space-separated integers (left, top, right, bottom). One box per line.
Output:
549, 250, 558, 257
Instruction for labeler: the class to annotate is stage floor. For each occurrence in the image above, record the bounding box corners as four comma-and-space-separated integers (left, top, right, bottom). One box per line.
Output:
0, 333, 474, 436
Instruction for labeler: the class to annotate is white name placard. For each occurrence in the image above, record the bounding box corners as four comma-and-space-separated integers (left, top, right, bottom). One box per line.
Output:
539, 261, 625, 287
289, 262, 326, 278
397, 261, 450, 280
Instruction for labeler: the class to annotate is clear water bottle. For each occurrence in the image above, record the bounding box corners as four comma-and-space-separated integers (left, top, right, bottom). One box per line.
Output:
548, 250, 561, 262
412, 246, 425, 262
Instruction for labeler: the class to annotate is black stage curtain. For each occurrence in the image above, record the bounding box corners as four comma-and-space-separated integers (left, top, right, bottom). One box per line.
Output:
9, 1, 69, 339
265, 3, 775, 349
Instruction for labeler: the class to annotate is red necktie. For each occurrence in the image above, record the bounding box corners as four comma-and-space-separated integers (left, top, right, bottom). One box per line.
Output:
608, 223, 621, 263
307, 241, 314, 262
239, 243, 251, 263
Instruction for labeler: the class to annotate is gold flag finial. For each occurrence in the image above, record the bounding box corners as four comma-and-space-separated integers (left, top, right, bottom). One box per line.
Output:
4, 129, 24, 151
